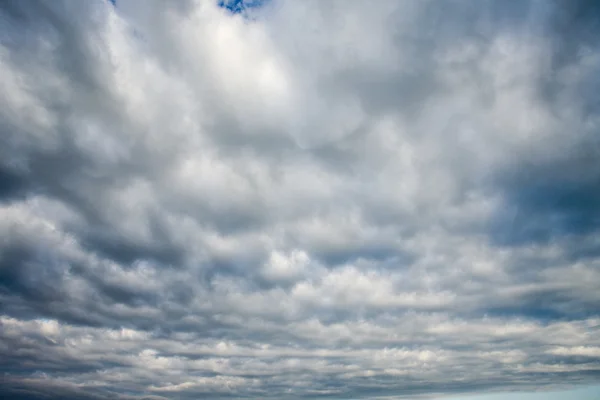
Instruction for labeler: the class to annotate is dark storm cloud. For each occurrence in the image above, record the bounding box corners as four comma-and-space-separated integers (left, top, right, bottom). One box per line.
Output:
0, 166, 28, 202
485, 0, 600, 249
1, 0, 599, 399
491, 153, 600, 246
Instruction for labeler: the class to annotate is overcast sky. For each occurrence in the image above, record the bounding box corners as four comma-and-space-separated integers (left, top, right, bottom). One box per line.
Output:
1, 0, 599, 399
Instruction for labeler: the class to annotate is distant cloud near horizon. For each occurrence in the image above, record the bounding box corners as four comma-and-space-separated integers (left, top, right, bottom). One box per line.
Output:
1, 0, 599, 399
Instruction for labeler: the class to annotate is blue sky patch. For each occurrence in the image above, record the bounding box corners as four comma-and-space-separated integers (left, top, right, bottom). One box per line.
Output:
217, 0, 268, 14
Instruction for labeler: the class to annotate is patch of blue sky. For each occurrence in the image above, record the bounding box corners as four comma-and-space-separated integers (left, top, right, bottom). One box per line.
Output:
438, 385, 600, 400
218, 0, 269, 15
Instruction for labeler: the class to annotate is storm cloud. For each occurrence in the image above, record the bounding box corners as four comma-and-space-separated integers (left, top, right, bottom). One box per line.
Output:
1, 0, 599, 398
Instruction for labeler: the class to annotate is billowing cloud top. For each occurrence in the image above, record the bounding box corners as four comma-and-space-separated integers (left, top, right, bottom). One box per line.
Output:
1, 0, 600, 399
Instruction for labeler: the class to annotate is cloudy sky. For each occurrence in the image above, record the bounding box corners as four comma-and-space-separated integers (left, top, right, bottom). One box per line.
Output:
1, 0, 600, 399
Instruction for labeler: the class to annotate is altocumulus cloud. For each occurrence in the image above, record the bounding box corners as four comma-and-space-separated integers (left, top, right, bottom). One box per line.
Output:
0, 0, 600, 399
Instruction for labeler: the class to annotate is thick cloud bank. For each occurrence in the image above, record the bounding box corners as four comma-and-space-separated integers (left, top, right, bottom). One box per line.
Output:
1, 0, 600, 398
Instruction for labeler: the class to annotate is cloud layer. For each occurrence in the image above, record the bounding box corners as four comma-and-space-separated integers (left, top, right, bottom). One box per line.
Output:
1, 0, 599, 398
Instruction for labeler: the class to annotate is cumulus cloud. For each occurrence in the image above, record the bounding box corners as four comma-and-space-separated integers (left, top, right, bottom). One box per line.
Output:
0, 0, 599, 398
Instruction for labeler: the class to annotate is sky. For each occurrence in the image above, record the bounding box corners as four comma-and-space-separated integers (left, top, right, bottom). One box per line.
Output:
0, 0, 599, 399
440, 384, 600, 400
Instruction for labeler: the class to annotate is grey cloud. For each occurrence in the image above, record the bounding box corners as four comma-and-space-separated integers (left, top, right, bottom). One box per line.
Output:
491, 142, 600, 246
1, 0, 600, 399
1, 314, 599, 399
